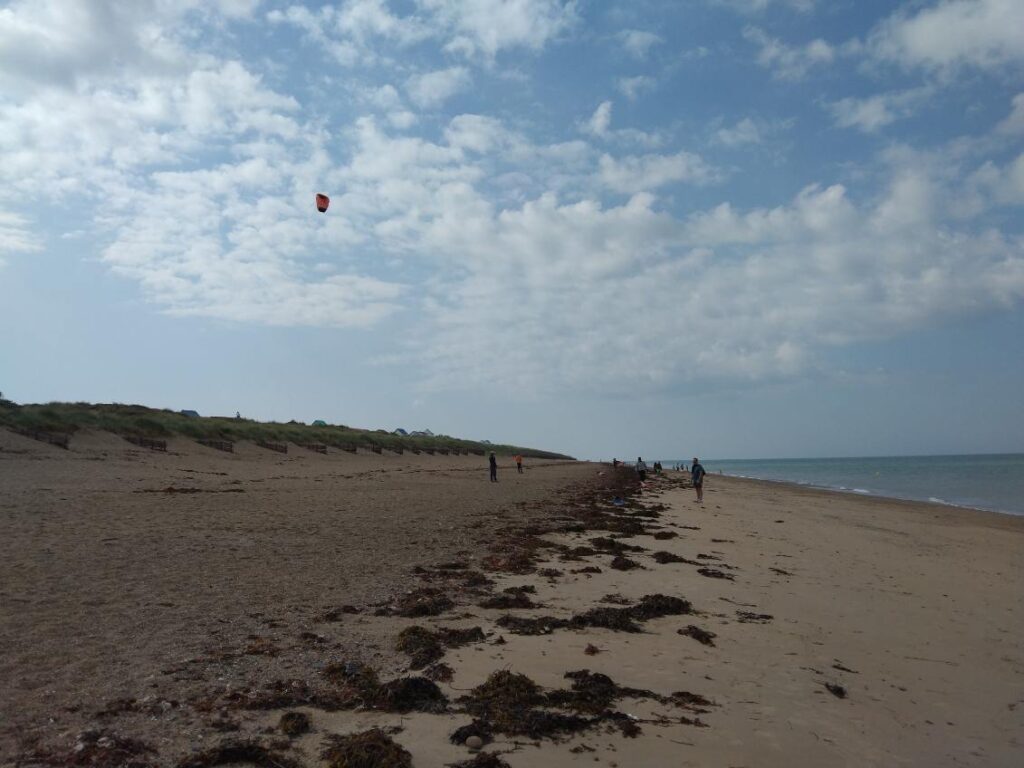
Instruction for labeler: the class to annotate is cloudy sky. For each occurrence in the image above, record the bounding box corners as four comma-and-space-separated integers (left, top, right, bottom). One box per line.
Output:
1, 0, 1023, 460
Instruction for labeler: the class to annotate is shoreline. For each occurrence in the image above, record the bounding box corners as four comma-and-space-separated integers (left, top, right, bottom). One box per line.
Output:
711, 469, 1024, 518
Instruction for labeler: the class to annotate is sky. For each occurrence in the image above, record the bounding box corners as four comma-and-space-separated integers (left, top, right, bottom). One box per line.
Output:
1, 0, 1023, 460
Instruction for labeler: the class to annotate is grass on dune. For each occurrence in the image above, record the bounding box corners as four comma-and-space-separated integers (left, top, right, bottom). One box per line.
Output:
0, 399, 572, 460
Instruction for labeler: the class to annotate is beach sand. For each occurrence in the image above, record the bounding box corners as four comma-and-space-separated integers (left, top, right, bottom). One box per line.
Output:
2, 431, 1022, 766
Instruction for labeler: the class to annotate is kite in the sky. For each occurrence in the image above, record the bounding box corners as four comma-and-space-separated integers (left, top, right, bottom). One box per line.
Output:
316, 193, 330, 213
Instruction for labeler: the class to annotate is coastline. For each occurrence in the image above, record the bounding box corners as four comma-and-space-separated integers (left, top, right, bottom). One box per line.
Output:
4, 432, 1022, 766
711, 469, 1024, 520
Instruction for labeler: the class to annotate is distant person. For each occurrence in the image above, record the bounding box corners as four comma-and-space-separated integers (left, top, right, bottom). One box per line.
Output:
489, 452, 498, 483
515, 454, 523, 474
612, 458, 619, 468
691, 457, 706, 502
636, 456, 647, 482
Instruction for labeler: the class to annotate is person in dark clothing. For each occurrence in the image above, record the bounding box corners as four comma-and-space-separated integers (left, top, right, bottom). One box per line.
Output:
636, 456, 647, 482
691, 457, 706, 502
489, 452, 498, 483
515, 454, 523, 474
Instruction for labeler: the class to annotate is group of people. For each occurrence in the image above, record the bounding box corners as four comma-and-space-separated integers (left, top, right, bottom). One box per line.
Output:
488, 452, 524, 482
615, 455, 707, 502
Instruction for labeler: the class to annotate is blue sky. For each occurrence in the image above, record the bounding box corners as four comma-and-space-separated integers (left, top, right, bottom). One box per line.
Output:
1, 0, 1023, 460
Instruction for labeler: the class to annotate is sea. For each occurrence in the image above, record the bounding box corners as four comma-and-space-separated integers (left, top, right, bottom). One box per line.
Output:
657, 454, 1024, 517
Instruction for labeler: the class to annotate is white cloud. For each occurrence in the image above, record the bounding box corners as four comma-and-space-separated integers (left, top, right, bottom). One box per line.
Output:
598, 151, 718, 193
616, 75, 655, 100
718, 0, 816, 11
744, 26, 835, 80
413, 167, 1024, 393
827, 87, 932, 133
584, 100, 613, 136
405, 66, 471, 108
618, 29, 662, 59
270, 0, 576, 63
0, 209, 42, 265
423, 0, 577, 59
997, 93, 1024, 134
870, 0, 1024, 73
715, 117, 762, 146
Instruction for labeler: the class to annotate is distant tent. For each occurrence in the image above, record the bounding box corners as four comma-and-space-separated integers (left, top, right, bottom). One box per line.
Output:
312, 419, 327, 426
180, 410, 200, 418
393, 428, 408, 436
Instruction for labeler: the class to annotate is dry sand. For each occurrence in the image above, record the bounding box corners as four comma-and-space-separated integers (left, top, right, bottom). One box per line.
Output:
0, 429, 593, 762
3, 431, 1022, 767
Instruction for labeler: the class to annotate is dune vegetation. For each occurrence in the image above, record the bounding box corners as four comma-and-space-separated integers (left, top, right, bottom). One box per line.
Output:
0, 398, 572, 459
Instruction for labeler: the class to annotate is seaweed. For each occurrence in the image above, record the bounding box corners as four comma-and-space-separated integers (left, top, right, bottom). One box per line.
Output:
651, 551, 699, 565
652, 531, 678, 540
321, 730, 412, 768
393, 588, 454, 617
437, 626, 487, 647
545, 670, 659, 715
396, 626, 443, 669
374, 677, 448, 714
279, 712, 310, 737
177, 741, 298, 768
24, 731, 156, 768
424, 662, 454, 683
735, 611, 773, 624
568, 607, 641, 633
824, 682, 847, 699
449, 721, 493, 747
670, 691, 716, 713
697, 568, 734, 580
479, 589, 538, 610
321, 663, 448, 713
570, 566, 602, 574
629, 594, 693, 620
678, 625, 717, 647
609, 555, 641, 571
589, 537, 646, 554
495, 614, 568, 635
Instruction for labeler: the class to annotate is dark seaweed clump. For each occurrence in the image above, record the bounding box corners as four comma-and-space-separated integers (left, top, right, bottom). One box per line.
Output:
23, 731, 156, 768
279, 711, 310, 737
395, 626, 443, 669
320, 663, 448, 714
391, 587, 454, 617
321, 729, 412, 768
459, 671, 593, 739
479, 586, 539, 610
396, 625, 487, 669
678, 625, 717, 647
496, 594, 692, 636
177, 741, 299, 768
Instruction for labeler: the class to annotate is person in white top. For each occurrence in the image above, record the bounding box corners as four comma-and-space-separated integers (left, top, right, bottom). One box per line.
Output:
636, 456, 648, 482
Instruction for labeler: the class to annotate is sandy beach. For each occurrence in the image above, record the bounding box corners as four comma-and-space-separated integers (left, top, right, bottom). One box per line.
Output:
2, 430, 1022, 767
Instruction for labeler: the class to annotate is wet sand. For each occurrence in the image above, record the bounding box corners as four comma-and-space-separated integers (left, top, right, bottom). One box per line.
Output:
3, 432, 1022, 767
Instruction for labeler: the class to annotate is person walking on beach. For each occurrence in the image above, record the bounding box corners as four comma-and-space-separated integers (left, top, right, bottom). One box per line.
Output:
489, 452, 498, 483
636, 456, 647, 482
691, 457, 706, 502
515, 454, 523, 474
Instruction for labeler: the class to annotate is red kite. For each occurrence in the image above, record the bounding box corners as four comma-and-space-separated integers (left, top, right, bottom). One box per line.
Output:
316, 193, 330, 213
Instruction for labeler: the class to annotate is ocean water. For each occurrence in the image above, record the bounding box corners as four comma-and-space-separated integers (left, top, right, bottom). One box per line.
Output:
658, 454, 1024, 516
